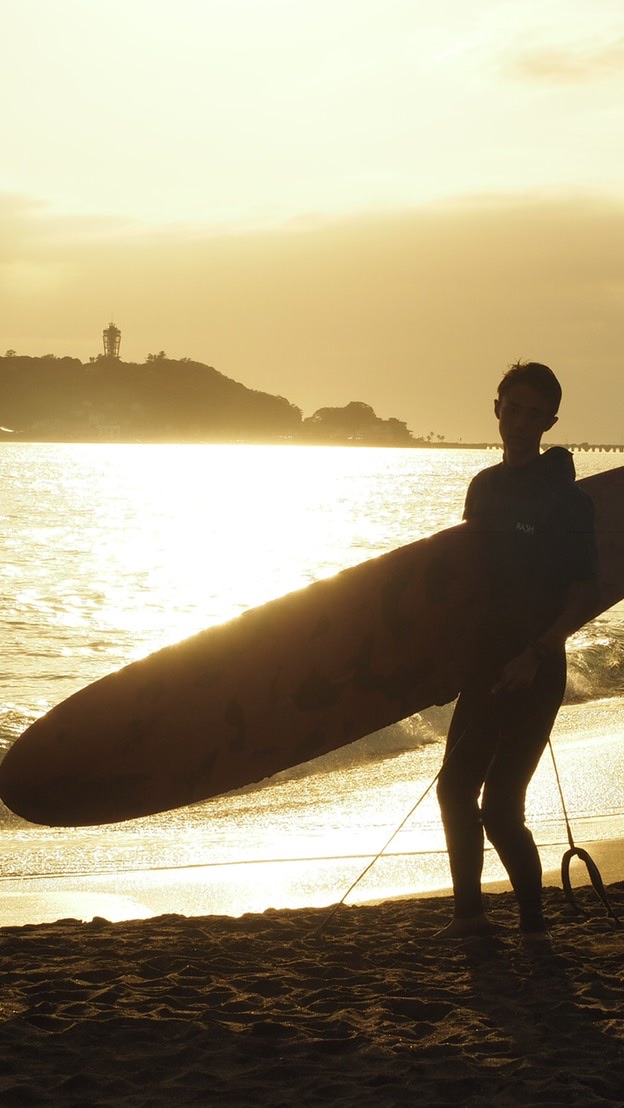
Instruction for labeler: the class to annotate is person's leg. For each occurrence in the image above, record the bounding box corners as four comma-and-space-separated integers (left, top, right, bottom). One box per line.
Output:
436, 687, 500, 930
481, 652, 566, 933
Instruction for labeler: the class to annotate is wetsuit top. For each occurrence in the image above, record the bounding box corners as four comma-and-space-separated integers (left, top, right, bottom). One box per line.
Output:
463, 447, 598, 656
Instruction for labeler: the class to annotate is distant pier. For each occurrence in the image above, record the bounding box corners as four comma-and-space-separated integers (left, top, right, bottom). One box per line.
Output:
478, 442, 624, 453
563, 443, 624, 453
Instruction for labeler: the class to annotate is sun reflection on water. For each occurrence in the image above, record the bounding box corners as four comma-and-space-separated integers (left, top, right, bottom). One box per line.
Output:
1, 443, 622, 922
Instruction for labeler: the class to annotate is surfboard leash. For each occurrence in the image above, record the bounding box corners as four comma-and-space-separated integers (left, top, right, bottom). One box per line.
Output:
312, 698, 498, 937
314, 713, 622, 938
311, 706, 484, 937
312, 757, 447, 937
547, 738, 621, 928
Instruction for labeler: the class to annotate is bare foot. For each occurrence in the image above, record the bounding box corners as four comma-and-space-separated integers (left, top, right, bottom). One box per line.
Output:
433, 914, 500, 940
520, 929, 552, 947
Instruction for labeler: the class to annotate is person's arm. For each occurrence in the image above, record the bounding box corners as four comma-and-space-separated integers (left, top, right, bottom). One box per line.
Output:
494, 485, 600, 694
534, 576, 601, 654
492, 576, 601, 694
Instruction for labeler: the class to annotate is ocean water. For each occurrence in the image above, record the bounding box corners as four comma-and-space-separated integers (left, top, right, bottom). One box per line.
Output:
0, 442, 623, 926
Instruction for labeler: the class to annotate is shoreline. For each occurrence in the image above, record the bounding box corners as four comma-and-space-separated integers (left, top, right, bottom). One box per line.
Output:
1, 833, 621, 931
2, 435, 624, 452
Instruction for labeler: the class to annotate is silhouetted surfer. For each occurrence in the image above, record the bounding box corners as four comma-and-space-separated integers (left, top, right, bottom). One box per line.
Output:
436, 362, 599, 940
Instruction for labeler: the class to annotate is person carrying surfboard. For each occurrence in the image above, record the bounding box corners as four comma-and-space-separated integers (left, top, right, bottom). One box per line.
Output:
435, 361, 600, 940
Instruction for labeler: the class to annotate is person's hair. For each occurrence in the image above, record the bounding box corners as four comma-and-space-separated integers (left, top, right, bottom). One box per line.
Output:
497, 361, 562, 415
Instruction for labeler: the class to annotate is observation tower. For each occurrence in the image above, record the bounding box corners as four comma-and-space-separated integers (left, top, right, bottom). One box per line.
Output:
102, 321, 121, 359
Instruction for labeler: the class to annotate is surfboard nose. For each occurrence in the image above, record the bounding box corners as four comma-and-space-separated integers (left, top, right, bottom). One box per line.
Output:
0, 726, 80, 826
0, 742, 48, 824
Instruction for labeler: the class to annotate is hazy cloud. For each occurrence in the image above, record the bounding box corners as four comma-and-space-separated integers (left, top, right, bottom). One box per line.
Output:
1, 191, 623, 443
505, 35, 624, 83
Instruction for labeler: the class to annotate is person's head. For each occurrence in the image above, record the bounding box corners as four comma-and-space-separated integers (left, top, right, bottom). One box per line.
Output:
494, 361, 561, 467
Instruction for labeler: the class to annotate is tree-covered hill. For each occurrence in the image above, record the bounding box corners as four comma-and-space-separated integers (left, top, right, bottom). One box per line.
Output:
0, 354, 302, 442
301, 401, 413, 445
0, 353, 414, 445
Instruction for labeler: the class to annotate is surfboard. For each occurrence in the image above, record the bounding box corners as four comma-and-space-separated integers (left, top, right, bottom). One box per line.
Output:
1, 466, 622, 827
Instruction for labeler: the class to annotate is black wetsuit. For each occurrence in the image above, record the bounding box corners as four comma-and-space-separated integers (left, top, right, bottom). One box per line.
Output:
436, 448, 598, 930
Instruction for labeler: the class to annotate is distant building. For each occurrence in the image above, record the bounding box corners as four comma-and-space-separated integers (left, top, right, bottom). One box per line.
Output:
103, 321, 121, 359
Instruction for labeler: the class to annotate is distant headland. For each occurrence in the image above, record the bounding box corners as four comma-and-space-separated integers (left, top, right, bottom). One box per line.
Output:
0, 351, 418, 446
1, 344, 622, 451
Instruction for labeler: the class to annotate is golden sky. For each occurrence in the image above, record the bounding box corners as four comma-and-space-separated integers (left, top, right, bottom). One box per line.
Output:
1, 0, 623, 441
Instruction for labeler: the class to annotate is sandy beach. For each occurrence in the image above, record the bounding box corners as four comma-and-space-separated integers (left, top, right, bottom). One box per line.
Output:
1, 874, 623, 1107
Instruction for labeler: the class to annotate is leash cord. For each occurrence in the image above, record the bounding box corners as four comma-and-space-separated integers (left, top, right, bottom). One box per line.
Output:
315, 714, 621, 937
313, 706, 483, 936
547, 737, 575, 850
313, 755, 448, 935
548, 738, 621, 926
